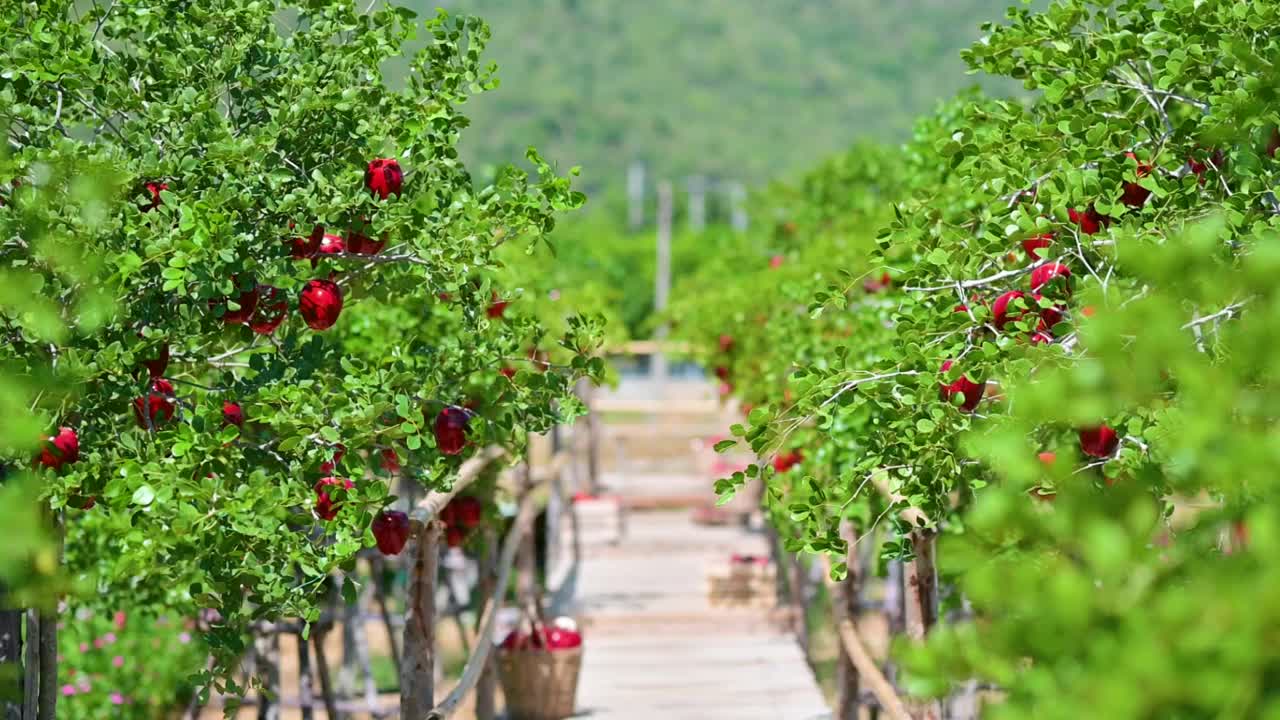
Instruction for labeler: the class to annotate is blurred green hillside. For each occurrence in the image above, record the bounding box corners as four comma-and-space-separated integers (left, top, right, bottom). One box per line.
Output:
426, 0, 1035, 192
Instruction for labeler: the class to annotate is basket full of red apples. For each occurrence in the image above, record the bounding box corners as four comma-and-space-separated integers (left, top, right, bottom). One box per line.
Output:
497, 615, 584, 720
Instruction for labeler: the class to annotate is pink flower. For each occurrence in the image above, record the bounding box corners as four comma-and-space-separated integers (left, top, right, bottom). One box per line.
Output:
113, 611, 126, 629
110, 693, 125, 705
93, 637, 105, 649
103, 632, 116, 644
61, 685, 77, 697
76, 676, 90, 692
78, 643, 88, 653
112, 656, 124, 668
178, 632, 191, 644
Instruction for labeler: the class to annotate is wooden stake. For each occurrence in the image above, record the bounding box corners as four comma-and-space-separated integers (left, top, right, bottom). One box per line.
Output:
473, 529, 498, 720
834, 523, 864, 720
0, 604, 21, 720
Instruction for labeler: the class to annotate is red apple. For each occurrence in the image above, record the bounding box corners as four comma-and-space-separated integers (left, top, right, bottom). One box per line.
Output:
141, 182, 168, 212
1120, 152, 1153, 208
1078, 425, 1119, 458
1038, 451, 1056, 466
289, 224, 324, 259
546, 627, 582, 650
487, 292, 509, 319
455, 496, 482, 529
1030, 263, 1072, 295
772, 450, 803, 473
365, 158, 403, 199
314, 477, 354, 521
310, 233, 345, 268
36, 427, 80, 470
140, 341, 170, 378
248, 285, 288, 335
1268, 128, 1280, 159
713, 366, 730, 381
222, 401, 244, 428
433, 407, 470, 456
991, 290, 1027, 330
219, 286, 261, 325
320, 443, 346, 474
299, 279, 343, 330
380, 447, 401, 473
499, 366, 516, 380
444, 525, 466, 548
133, 378, 177, 429
769, 255, 784, 269
718, 334, 734, 353
1021, 233, 1054, 261
346, 229, 386, 256
372, 510, 411, 555
1068, 206, 1110, 235
938, 360, 984, 413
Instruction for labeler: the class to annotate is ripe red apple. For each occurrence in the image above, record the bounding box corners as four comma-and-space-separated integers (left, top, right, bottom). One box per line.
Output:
380, 447, 401, 473
314, 477, 354, 521
311, 233, 346, 267
499, 366, 516, 380
444, 525, 466, 548
938, 360, 984, 413
365, 158, 404, 199
133, 378, 177, 429
1068, 206, 1110, 235
372, 510, 411, 555
1120, 152, 1153, 208
249, 285, 288, 335
454, 496, 482, 529
1268, 128, 1280, 159
69, 495, 97, 510
320, 443, 346, 474
346, 229, 386, 256
1030, 263, 1072, 294
713, 366, 730, 381
991, 290, 1026, 330
487, 292, 509, 319
289, 224, 324, 259
863, 272, 892, 293
141, 182, 168, 212
718, 381, 733, 397
718, 334, 734, 353
546, 627, 582, 650
1187, 149, 1225, 185
299, 279, 343, 330
140, 341, 170, 378
36, 427, 80, 470
433, 407, 471, 456
1037, 451, 1056, 466
769, 255, 784, 269
219, 286, 261, 325
1078, 425, 1119, 458
1021, 233, 1054, 260
222, 401, 244, 428
772, 450, 803, 473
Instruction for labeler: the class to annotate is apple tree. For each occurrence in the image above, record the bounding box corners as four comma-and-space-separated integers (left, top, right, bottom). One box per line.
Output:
1, 0, 601, 708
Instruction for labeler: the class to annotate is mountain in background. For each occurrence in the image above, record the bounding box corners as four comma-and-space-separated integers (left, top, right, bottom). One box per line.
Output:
422, 0, 1035, 193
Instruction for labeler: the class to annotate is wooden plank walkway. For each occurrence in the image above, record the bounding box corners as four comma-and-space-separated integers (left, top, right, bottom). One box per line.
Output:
570, 510, 831, 720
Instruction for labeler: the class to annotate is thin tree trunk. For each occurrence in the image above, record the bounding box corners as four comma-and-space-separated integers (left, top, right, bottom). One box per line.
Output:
400, 521, 441, 719
311, 630, 338, 720
474, 529, 499, 720
834, 523, 864, 720
297, 629, 314, 720
0, 605, 21, 720
34, 609, 54, 720
904, 530, 940, 720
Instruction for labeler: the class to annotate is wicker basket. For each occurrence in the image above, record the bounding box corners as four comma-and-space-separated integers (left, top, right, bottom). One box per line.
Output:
497, 646, 584, 720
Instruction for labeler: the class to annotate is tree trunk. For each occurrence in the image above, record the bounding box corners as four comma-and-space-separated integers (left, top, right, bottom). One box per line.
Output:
34, 609, 54, 720
400, 521, 442, 719
834, 523, 864, 720
903, 530, 940, 720
474, 529, 499, 720
0, 606, 21, 720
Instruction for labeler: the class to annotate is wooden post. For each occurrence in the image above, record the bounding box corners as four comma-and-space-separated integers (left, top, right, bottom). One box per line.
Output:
22, 611, 37, 720
35, 608, 55, 720
787, 552, 809, 659
834, 523, 864, 720
688, 175, 706, 231
474, 529, 499, 720
652, 180, 673, 399
728, 181, 748, 232
312, 629, 338, 720
255, 633, 280, 720
627, 161, 645, 231
401, 521, 443, 719
1, 605, 21, 720
516, 451, 537, 601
